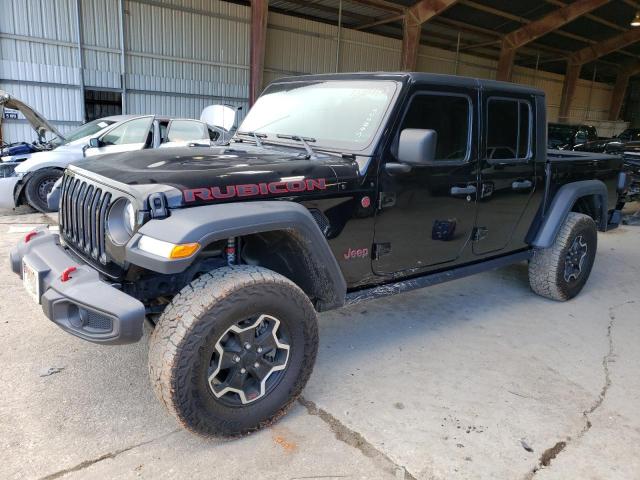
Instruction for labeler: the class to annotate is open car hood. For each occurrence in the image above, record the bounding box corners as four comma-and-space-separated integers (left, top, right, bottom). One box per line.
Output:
0, 90, 65, 141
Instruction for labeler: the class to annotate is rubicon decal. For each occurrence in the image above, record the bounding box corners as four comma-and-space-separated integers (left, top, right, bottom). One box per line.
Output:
183, 179, 328, 202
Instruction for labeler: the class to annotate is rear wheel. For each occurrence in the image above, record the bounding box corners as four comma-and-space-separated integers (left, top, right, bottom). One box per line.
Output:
529, 212, 597, 301
148, 265, 318, 437
24, 168, 62, 213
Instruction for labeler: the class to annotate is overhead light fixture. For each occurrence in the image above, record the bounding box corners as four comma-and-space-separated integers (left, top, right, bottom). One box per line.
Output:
631, 11, 640, 27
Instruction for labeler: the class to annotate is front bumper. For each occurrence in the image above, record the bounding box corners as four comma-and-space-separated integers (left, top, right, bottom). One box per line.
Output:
0, 176, 19, 209
9, 229, 145, 344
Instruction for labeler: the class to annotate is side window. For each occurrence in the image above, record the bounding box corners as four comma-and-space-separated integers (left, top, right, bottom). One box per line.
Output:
399, 94, 470, 162
486, 99, 531, 160
166, 120, 208, 142
101, 117, 153, 146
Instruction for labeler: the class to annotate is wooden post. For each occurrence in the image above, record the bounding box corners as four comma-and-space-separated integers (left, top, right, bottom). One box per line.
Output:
401, 16, 421, 71
559, 62, 581, 122
250, 0, 268, 106
609, 71, 632, 121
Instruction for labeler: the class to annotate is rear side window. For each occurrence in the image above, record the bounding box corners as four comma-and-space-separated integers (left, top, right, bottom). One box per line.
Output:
399, 94, 471, 162
166, 120, 208, 142
485, 98, 531, 160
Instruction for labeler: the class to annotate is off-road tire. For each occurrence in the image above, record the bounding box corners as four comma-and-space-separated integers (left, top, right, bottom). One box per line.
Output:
529, 212, 597, 301
24, 168, 62, 213
148, 265, 318, 437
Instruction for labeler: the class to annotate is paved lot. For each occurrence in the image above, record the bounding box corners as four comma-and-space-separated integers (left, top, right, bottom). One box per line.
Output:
1, 205, 639, 480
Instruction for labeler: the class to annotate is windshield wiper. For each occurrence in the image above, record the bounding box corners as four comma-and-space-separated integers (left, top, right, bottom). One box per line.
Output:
236, 130, 267, 147
276, 134, 317, 159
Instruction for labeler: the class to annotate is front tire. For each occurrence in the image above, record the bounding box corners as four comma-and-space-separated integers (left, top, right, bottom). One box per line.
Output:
148, 266, 318, 437
529, 212, 597, 301
24, 168, 62, 213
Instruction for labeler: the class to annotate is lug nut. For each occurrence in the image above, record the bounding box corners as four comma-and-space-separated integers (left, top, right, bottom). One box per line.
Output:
244, 343, 252, 350
257, 347, 263, 353
254, 362, 259, 368
233, 355, 241, 363
240, 368, 247, 374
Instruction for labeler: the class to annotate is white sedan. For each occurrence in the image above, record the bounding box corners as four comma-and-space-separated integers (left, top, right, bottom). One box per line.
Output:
1, 98, 233, 212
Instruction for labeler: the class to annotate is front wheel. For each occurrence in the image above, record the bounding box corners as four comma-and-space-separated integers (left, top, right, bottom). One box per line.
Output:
148, 266, 318, 437
24, 168, 62, 213
528, 212, 597, 301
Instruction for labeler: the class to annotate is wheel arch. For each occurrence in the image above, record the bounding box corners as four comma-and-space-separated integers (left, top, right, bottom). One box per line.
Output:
127, 201, 347, 311
15, 166, 65, 206
531, 179, 607, 249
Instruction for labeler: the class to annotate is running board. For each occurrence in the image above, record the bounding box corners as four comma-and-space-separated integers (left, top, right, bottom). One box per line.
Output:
345, 250, 533, 306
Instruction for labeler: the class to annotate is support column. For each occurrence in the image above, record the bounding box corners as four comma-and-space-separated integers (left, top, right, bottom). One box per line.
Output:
559, 62, 581, 122
400, 15, 420, 71
609, 71, 631, 121
250, 0, 268, 106
495, 42, 516, 82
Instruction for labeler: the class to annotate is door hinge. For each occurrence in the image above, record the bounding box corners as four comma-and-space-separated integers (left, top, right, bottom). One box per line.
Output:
373, 242, 392, 259
473, 227, 488, 242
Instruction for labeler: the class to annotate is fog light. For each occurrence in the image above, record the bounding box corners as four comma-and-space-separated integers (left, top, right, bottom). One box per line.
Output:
137, 235, 200, 259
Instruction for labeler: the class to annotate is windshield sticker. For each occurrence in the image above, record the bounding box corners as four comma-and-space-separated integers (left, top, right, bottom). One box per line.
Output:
97, 122, 109, 128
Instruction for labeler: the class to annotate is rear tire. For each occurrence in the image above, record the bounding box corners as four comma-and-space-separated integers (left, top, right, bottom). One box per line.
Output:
529, 212, 597, 301
148, 265, 318, 437
24, 168, 62, 213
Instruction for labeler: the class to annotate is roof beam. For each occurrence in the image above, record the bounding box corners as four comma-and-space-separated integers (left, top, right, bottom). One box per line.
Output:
496, 0, 611, 81
346, 0, 405, 14
609, 61, 640, 120
570, 28, 640, 65
544, 0, 626, 32
400, 0, 460, 70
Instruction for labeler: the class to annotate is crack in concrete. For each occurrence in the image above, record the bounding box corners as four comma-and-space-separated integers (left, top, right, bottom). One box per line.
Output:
299, 397, 417, 480
38, 429, 181, 480
524, 301, 634, 479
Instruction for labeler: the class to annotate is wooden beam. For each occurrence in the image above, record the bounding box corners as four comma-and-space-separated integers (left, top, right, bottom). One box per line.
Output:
570, 28, 640, 65
355, 13, 404, 30
250, 0, 268, 106
496, 0, 610, 81
400, 0, 460, 71
544, 0, 626, 32
609, 62, 640, 120
346, 0, 405, 14
559, 62, 582, 121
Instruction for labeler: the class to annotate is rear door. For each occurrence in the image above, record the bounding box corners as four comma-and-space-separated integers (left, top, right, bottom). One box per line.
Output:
473, 93, 536, 255
372, 87, 479, 275
161, 119, 210, 148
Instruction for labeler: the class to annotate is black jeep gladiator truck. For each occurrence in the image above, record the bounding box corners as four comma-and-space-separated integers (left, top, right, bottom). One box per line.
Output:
10, 73, 625, 437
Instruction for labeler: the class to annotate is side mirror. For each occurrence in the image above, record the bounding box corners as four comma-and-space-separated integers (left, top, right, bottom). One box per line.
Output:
398, 129, 437, 165
88, 137, 102, 148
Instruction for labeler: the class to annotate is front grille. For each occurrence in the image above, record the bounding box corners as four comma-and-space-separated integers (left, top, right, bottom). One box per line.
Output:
60, 173, 112, 264
0, 162, 17, 178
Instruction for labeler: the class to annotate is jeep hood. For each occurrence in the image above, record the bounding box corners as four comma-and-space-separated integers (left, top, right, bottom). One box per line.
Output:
73, 146, 359, 205
0, 90, 64, 141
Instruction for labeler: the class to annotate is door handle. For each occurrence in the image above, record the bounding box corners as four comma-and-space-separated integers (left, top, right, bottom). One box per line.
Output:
451, 185, 477, 196
512, 180, 533, 190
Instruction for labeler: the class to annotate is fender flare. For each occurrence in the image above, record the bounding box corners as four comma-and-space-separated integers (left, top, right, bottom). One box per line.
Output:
531, 179, 608, 249
126, 201, 347, 310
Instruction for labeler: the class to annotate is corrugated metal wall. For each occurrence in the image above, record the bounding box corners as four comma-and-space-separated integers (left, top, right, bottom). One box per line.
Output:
0, 0, 627, 143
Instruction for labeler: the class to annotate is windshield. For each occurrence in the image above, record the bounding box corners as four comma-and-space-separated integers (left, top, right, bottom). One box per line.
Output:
238, 80, 399, 151
548, 124, 578, 143
50, 118, 117, 147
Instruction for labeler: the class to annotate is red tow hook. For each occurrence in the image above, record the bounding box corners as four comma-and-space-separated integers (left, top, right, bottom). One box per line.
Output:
24, 230, 39, 243
60, 267, 77, 282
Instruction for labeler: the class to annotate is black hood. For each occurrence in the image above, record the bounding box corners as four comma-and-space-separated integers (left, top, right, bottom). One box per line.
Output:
73, 145, 361, 207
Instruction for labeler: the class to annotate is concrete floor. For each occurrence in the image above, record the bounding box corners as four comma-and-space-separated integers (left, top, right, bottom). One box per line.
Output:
1, 205, 639, 480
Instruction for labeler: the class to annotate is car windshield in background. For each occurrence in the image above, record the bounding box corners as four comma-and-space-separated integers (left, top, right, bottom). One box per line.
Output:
548, 124, 577, 144
238, 80, 399, 151
50, 119, 117, 147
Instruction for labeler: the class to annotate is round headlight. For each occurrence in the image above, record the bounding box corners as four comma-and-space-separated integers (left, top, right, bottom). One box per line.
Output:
107, 199, 136, 245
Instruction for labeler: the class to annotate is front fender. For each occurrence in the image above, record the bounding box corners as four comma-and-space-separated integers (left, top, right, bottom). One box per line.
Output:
126, 201, 347, 310
531, 180, 608, 248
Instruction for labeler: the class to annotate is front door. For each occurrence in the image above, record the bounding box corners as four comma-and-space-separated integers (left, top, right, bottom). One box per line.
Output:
85, 115, 154, 158
373, 89, 479, 275
473, 93, 536, 254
